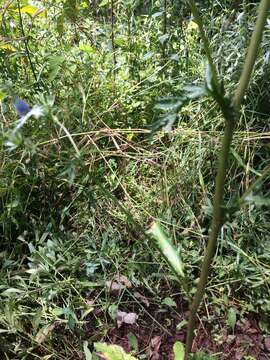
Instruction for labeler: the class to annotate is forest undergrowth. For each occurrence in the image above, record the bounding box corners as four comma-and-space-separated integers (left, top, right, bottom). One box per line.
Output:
0, 1, 270, 359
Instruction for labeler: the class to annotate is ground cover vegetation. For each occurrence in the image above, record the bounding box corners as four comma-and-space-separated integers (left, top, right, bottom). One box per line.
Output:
0, 0, 270, 359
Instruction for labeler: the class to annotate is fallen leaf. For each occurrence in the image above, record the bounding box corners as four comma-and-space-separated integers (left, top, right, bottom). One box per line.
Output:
35, 323, 56, 344
118, 275, 132, 288
106, 280, 125, 292
106, 275, 132, 293
265, 337, 270, 351
116, 311, 138, 328
134, 292, 150, 307
149, 335, 162, 360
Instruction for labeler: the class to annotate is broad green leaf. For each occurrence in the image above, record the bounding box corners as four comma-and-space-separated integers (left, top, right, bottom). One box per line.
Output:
173, 341, 185, 360
162, 297, 177, 307
16, 5, 45, 17
18, 5, 37, 15
51, 307, 65, 316
48, 55, 65, 81
79, 44, 95, 54
147, 222, 185, 278
184, 84, 207, 100
94, 343, 138, 360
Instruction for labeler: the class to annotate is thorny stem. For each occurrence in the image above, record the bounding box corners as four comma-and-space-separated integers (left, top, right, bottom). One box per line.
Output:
185, 0, 270, 358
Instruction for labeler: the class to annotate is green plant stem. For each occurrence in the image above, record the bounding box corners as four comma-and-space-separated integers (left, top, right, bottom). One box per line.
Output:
17, 0, 38, 83
185, 115, 235, 357
111, 0, 116, 79
187, 0, 218, 87
185, 0, 270, 357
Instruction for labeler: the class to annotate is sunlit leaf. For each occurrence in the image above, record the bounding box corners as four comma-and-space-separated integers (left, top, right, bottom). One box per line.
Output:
186, 20, 199, 32
0, 43, 16, 52
94, 343, 138, 360
0, 90, 7, 101
99, 0, 110, 7
173, 341, 185, 360
147, 222, 185, 279
15, 5, 45, 17
79, 44, 95, 54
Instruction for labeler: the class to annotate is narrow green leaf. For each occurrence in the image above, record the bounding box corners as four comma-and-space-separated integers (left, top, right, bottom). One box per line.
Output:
150, 112, 177, 133
147, 222, 185, 278
83, 341, 92, 360
227, 308, 237, 330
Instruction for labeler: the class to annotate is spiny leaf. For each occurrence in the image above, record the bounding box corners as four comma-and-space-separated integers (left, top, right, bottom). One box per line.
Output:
154, 96, 185, 112
150, 112, 177, 134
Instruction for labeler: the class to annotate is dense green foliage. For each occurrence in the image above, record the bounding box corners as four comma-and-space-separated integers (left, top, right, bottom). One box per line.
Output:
0, 1, 269, 359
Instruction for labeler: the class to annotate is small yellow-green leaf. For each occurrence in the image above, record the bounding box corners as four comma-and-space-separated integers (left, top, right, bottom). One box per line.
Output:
0, 43, 16, 52
173, 341, 185, 360
0, 90, 7, 101
94, 343, 138, 360
79, 44, 95, 54
14, 5, 45, 17
99, 0, 110, 7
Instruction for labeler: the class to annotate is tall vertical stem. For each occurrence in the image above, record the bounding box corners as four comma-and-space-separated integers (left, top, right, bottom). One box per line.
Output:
184, 0, 270, 357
